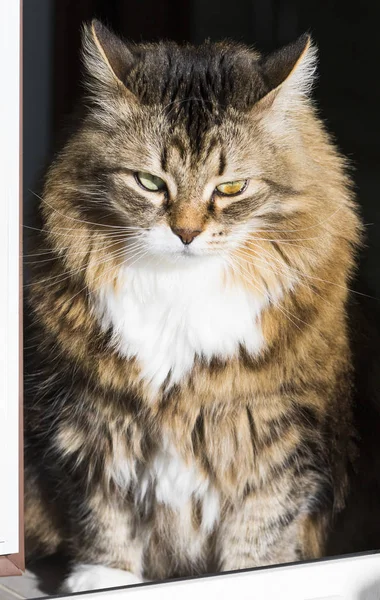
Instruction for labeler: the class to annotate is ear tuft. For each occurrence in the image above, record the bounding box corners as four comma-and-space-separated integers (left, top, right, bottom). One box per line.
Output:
82, 19, 136, 94
259, 33, 317, 102
91, 19, 135, 83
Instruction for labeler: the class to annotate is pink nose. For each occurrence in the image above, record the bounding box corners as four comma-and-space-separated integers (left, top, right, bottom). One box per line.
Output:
171, 227, 202, 245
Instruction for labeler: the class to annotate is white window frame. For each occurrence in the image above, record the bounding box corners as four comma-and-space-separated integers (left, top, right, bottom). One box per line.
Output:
0, 0, 21, 558
54, 554, 380, 600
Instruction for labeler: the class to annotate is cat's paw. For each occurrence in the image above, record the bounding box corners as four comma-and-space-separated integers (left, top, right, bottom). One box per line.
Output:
62, 564, 143, 593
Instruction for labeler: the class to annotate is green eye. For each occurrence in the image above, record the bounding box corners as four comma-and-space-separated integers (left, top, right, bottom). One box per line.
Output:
135, 172, 167, 192
216, 180, 248, 196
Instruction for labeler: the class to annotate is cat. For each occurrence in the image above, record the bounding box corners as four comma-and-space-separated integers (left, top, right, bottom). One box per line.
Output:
24, 19, 362, 593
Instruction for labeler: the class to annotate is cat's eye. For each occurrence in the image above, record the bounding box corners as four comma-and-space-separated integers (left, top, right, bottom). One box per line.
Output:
215, 180, 248, 196
135, 172, 167, 192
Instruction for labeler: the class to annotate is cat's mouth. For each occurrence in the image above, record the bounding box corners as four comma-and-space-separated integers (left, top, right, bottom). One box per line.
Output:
176, 243, 223, 259
142, 225, 234, 262
180, 245, 198, 256
144, 244, 218, 266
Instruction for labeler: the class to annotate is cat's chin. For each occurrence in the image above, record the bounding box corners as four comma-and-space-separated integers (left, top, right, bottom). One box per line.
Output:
147, 248, 220, 267
61, 564, 143, 593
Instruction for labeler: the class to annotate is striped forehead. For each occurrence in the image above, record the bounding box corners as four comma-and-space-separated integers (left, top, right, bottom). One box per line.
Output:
160, 131, 227, 181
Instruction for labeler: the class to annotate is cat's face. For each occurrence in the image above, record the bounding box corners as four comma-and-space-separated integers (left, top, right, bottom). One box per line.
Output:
74, 22, 313, 266
105, 113, 280, 262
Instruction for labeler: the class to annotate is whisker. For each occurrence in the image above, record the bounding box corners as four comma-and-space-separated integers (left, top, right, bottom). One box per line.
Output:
23, 224, 146, 237
23, 234, 145, 263
29, 190, 150, 231
223, 230, 311, 249
226, 251, 314, 332
24, 240, 146, 290
249, 202, 347, 235
235, 247, 331, 308
236, 242, 376, 301
64, 247, 151, 309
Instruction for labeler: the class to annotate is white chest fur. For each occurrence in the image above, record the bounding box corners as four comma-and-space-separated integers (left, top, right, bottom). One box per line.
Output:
139, 437, 220, 533
108, 431, 220, 533
95, 257, 267, 391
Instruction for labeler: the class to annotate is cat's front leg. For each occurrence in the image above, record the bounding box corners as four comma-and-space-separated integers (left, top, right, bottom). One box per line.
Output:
216, 477, 327, 572
63, 564, 142, 593
61, 491, 145, 593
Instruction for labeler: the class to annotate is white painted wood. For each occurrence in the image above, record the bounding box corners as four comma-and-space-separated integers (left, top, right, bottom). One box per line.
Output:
54, 555, 380, 600
0, 0, 20, 556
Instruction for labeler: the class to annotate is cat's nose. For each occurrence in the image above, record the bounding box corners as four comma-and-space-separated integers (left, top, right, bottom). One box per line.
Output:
171, 227, 202, 245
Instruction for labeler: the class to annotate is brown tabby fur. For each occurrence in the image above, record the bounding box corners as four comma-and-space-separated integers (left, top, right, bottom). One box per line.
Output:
24, 20, 361, 586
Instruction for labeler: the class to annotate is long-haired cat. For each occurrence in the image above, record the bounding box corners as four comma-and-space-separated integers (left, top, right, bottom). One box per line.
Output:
24, 20, 362, 592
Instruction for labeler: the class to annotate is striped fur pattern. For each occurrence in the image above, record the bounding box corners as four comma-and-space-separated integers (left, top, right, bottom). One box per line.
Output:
24, 20, 361, 592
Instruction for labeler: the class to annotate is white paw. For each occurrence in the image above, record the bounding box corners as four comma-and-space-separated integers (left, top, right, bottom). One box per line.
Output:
62, 564, 143, 593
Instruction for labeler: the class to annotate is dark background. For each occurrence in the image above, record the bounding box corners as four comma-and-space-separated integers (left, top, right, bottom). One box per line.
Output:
22, 0, 380, 568
24, 0, 380, 296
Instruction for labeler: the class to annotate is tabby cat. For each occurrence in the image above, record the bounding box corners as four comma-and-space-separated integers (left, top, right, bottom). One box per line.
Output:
24, 20, 362, 593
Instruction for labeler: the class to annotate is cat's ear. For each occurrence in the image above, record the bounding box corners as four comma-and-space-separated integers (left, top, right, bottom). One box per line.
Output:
255, 34, 317, 111
82, 19, 137, 100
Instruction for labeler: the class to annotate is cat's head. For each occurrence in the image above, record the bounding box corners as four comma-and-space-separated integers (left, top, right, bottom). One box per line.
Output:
64, 20, 318, 266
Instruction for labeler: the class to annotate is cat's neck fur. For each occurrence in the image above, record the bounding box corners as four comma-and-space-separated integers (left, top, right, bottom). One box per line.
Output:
95, 256, 279, 393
